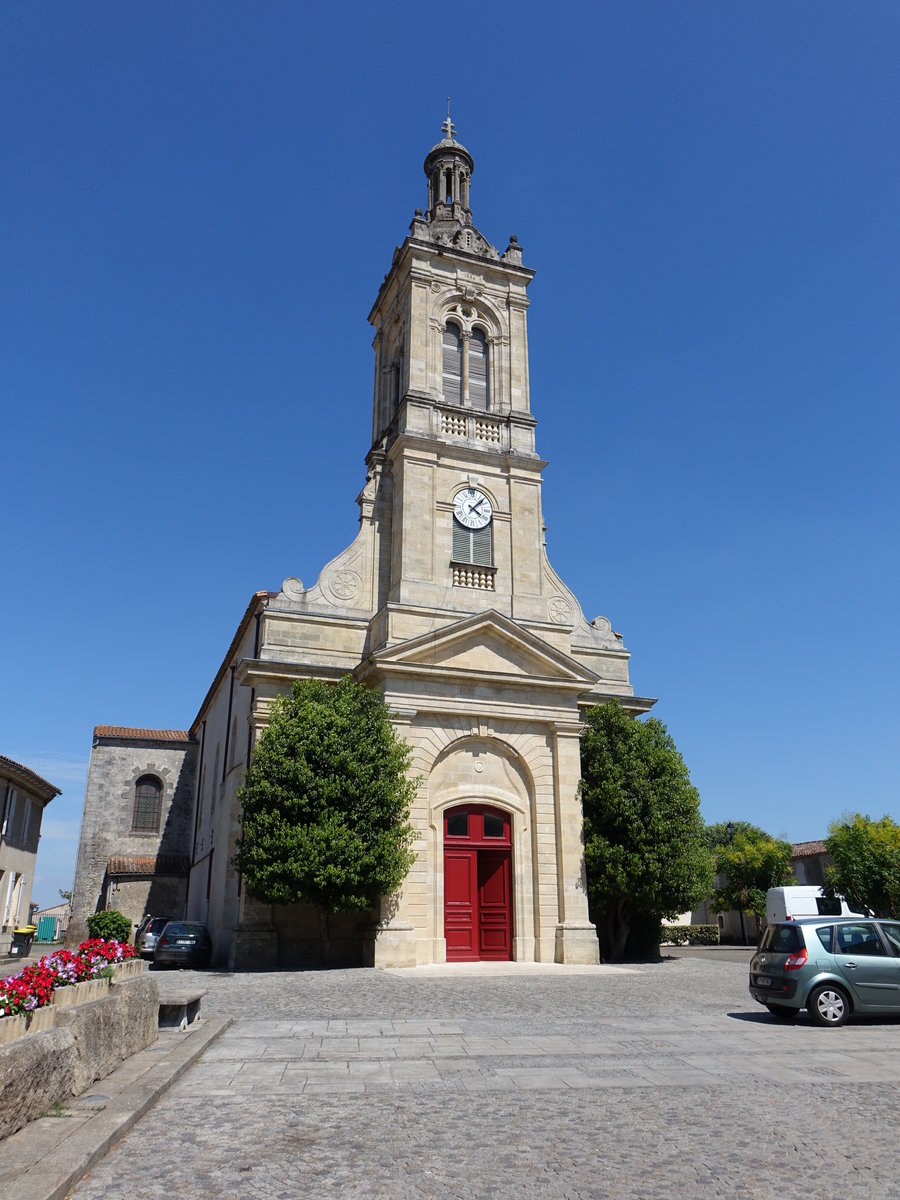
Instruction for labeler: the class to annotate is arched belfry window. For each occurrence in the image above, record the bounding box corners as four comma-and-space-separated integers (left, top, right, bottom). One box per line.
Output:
442, 323, 462, 405
469, 329, 489, 411
131, 775, 162, 833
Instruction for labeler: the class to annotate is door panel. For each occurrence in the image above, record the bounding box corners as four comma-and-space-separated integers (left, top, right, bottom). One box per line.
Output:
444, 849, 478, 960
834, 922, 900, 1008
478, 850, 512, 960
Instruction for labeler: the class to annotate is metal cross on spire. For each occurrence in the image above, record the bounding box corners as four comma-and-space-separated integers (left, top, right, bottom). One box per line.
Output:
441, 97, 456, 141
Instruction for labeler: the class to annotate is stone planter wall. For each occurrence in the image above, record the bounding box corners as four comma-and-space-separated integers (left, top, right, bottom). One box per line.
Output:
0, 959, 148, 1043
0, 972, 160, 1141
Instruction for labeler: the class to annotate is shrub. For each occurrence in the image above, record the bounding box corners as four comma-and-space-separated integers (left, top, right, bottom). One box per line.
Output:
86, 910, 132, 943
659, 924, 720, 946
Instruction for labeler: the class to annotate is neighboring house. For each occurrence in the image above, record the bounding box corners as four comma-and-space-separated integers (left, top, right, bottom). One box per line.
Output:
790, 840, 830, 885
32, 900, 71, 943
67, 728, 196, 946
671, 840, 834, 944
0, 755, 60, 953
70, 118, 655, 970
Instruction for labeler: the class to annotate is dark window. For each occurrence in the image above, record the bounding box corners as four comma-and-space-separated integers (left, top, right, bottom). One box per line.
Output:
815, 926, 835, 952
879, 923, 900, 955
835, 922, 887, 957
446, 812, 468, 838
483, 813, 505, 838
131, 775, 162, 833
760, 924, 803, 953
815, 896, 842, 916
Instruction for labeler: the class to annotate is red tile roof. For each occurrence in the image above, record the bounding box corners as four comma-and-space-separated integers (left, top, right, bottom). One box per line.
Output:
792, 840, 828, 857
107, 856, 191, 876
0, 754, 61, 801
93, 727, 191, 742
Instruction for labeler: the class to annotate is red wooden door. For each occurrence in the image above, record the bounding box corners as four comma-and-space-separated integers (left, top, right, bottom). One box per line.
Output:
478, 850, 512, 959
444, 848, 478, 960
444, 807, 512, 962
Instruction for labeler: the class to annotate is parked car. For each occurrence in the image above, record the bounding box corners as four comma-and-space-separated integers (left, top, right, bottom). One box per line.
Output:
153, 921, 213, 969
135, 916, 175, 960
749, 917, 900, 1027
765, 886, 862, 925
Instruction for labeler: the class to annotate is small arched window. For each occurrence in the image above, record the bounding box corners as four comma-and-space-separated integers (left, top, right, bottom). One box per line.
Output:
469, 329, 489, 411
442, 323, 462, 405
131, 775, 162, 833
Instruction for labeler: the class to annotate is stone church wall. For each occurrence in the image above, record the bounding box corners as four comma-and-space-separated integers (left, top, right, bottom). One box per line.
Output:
69, 733, 196, 945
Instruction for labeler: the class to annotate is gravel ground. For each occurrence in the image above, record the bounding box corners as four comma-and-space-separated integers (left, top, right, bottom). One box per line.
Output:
68, 957, 900, 1200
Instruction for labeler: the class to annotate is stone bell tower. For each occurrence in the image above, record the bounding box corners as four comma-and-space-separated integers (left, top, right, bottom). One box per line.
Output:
233, 116, 651, 969
366, 113, 549, 643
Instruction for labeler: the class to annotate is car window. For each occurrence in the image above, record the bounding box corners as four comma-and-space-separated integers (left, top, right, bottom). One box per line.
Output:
148, 918, 170, 933
761, 925, 803, 953
162, 922, 187, 936
815, 897, 842, 916
878, 923, 900, 955
815, 926, 834, 952
835, 923, 887, 957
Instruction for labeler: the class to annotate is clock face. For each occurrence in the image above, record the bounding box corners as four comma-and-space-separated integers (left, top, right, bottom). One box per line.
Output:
454, 487, 493, 529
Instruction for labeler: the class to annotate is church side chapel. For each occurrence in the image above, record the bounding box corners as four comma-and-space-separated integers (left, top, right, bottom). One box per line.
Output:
70, 117, 654, 967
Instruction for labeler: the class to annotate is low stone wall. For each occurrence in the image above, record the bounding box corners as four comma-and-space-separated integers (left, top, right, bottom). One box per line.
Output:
0, 972, 160, 1140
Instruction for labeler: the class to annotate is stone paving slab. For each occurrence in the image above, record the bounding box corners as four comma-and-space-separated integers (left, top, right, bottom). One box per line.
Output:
59, 960, 900, 1198
0, 1017, 231, 1200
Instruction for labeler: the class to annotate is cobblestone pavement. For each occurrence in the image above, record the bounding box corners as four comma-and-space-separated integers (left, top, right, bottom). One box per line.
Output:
69, 957, 900, 1199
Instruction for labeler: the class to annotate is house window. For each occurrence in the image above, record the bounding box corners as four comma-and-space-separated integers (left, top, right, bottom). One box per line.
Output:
131, 775, 162, 833
442, 323, 462, 404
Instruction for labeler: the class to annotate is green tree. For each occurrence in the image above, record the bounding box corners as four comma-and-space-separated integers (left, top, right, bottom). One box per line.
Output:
704, 821, 769, 851
711, 829, 795, 942
824, 814, 900, 918
58, 888, 73, 904
86, 910, 132, 942
580, 700, 713, 961
233, 676, 417, 957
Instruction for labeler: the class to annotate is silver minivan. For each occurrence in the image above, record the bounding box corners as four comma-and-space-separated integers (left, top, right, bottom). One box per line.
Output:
749, 917, 900, 1027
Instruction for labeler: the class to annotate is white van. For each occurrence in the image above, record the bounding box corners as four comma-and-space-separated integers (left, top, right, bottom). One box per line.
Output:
765, 886, 863, 926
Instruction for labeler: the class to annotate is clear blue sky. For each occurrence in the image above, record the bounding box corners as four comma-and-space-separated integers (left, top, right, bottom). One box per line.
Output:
3, 3, 898, 908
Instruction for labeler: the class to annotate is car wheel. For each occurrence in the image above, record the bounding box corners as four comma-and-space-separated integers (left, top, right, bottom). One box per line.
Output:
765, 1004, 797, 1020
807, 984, 850, 1028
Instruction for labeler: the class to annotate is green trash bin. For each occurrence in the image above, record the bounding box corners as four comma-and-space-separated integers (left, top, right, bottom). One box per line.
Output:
10, 925, 37, 958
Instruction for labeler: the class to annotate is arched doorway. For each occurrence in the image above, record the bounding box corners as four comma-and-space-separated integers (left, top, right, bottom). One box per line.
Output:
443, 805, 512, 961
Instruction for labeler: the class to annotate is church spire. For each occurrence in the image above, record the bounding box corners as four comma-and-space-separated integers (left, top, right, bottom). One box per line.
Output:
423, 106, 473, 224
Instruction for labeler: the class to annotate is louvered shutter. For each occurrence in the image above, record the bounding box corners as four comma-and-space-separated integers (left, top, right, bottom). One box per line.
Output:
452, 519, 493, 566
452, 519, 470, 562
471, 524, 492, 565
442, 325, 462, 405
469, 329, 489, 411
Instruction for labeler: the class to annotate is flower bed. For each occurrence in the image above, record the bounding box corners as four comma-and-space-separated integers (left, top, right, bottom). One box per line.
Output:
0, 938, 136, 1019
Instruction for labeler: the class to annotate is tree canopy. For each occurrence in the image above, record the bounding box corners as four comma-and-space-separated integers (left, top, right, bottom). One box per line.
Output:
233, 676, 416, 915
580, 700, 713, 961
711, 828, 795, 939
824, 813, 900, 918
704, 820, 769, 851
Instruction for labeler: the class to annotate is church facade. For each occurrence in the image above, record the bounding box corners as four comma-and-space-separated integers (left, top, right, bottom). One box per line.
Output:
70, 120, 653, 967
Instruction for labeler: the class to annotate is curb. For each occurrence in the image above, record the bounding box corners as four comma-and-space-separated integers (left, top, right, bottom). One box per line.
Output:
0, 1015, 232, 1200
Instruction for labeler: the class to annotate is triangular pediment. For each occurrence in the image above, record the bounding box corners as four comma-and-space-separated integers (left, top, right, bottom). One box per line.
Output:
368, 610, 598, 689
